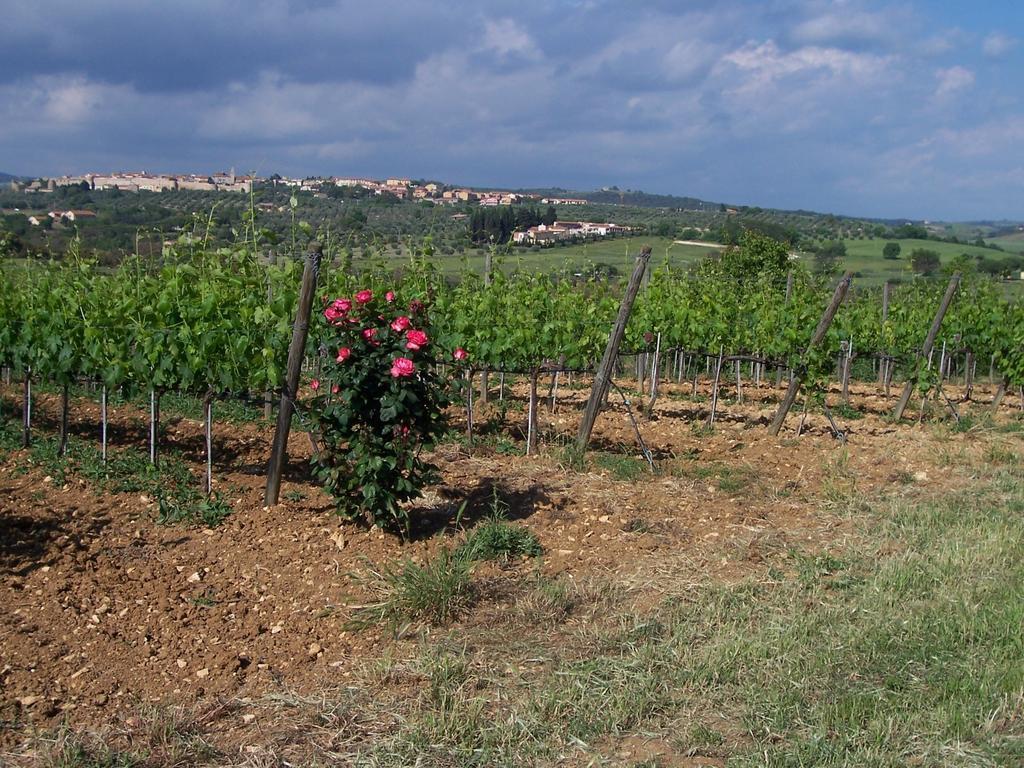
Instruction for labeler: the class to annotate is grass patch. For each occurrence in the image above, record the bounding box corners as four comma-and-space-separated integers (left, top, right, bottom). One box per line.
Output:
347, 548, 475, 631
592, 451, 650, 481
359, 466, 1024, 765
454, 491, 542, 562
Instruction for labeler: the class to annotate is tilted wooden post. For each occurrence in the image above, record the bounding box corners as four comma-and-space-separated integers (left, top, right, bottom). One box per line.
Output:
769, 272, 853, 436
892, 273, 960, 421
576, 247, 651, 453
265, 241, 322, 505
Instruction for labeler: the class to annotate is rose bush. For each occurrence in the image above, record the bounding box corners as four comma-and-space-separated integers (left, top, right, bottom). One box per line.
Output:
309, 289, 451, 533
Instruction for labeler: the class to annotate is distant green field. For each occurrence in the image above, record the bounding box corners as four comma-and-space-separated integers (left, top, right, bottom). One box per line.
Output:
517, 236, 714, 272
792, 238, 1020, 288
988, 232, 1024, 254
350, 236, 711, 278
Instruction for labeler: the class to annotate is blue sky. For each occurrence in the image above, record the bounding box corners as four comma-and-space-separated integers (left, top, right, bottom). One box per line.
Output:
1, 0, 1021, 220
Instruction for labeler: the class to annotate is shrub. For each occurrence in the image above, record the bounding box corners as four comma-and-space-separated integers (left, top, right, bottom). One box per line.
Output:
310, 289, 463, 533
347, 548, 474, 629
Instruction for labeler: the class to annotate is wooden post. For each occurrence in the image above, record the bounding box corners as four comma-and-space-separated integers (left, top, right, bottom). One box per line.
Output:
992, 378, 1008, 412
204, 394, 213, 496
708, 346, 724, 427
775, 271, 794, 387
22, 369, 31, 448
527, 367, 539, 455
576, 247, 651, 453
58, 383, 70, 456
264, 282, 274, 420
769, 273, 853, 436
149, 389, 160, 467
100, 385, 108, 463
645, 332, 661, 417
265, 242, 322, 506
893, 273, 960, 421
465, 369, 474, 445
879, 281, 890, 384
479, 251, 493, 405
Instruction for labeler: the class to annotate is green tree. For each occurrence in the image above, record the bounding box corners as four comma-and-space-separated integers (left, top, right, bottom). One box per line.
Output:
813, 240, 846, 276
705, 229, 791, 287
882, 242, 901, 260
910, 248, 941, 275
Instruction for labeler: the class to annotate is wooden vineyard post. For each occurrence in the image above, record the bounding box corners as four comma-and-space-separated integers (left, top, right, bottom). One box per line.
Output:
576, 247, 651, 454
775, 271, 794, 387
708, 346, 724, 427
991, 377, 1008, 412
479, 250, 492, 404
465, 369, 474, 445
527, 367, 539, 455
22, 368, 31, 448
879, 281, 890, 386
769, 273, 853, 436
100, 385, 108, 463
265, 241, 322, 506
264, 281, 274, 421
149, 389, 160, 467
58, 383, 70, 456
204, 393, 214, 496
892, 273, 960, 421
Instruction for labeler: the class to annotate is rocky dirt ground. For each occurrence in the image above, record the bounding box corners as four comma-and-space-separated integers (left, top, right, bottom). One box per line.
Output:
0, 375, 1017, 764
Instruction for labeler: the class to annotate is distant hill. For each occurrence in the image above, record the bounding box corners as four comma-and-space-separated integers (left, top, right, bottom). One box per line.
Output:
511, 186, 722, 212
0, 172, 25, 184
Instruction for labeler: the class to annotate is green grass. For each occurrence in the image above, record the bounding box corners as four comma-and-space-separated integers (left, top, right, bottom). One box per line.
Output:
346, 548, 475, 631
356, 463, 1024, 766
987, 231, 1024, 255
453, 494, 542, 563
811, 237, 1024, 289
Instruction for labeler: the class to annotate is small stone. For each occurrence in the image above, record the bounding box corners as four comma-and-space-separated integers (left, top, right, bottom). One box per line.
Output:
94, 693, 108, 707
176, 659, 187, 669
307, 643, 321, 657
187, 572, 202, 583
195, 668, 209, 678
242, 713, 256, 724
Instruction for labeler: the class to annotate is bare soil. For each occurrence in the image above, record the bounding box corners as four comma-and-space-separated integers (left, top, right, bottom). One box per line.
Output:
0, 376, 1016, 760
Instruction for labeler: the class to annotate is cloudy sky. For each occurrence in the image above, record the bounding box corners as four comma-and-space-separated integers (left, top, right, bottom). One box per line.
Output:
1, 0, 1021, 220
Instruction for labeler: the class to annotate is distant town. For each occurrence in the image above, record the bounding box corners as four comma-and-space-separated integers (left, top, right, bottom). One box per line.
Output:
10, 170, 590, 207
8, 170, 632, 246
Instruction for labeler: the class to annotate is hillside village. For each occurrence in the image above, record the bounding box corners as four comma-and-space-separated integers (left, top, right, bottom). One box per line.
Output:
7, 171, 627, 246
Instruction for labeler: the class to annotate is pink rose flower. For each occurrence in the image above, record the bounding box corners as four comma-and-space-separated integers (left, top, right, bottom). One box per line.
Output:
408, 299, 425, 315
385, 291, 396, 303
331, 384, 340, 395
453, 347, 468, 361
362, 327, 379, 346
310, 378, 320, 391
405, 329, 429, 351
355, 289, 373, 304
390, 315, 411, 333
390, 357, 415, 377
323, 298, 352, 324
336, 347, 352, 363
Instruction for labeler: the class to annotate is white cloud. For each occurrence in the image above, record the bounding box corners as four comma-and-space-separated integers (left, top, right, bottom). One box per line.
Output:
934, 65, 974, 99
982, 32, 1017, 58
791, 7, 897, 45
721, 40, 892, 85
482, 18, 541, 60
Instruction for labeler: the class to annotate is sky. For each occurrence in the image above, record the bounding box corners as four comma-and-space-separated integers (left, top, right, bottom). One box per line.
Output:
1, 0, 1022, 221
